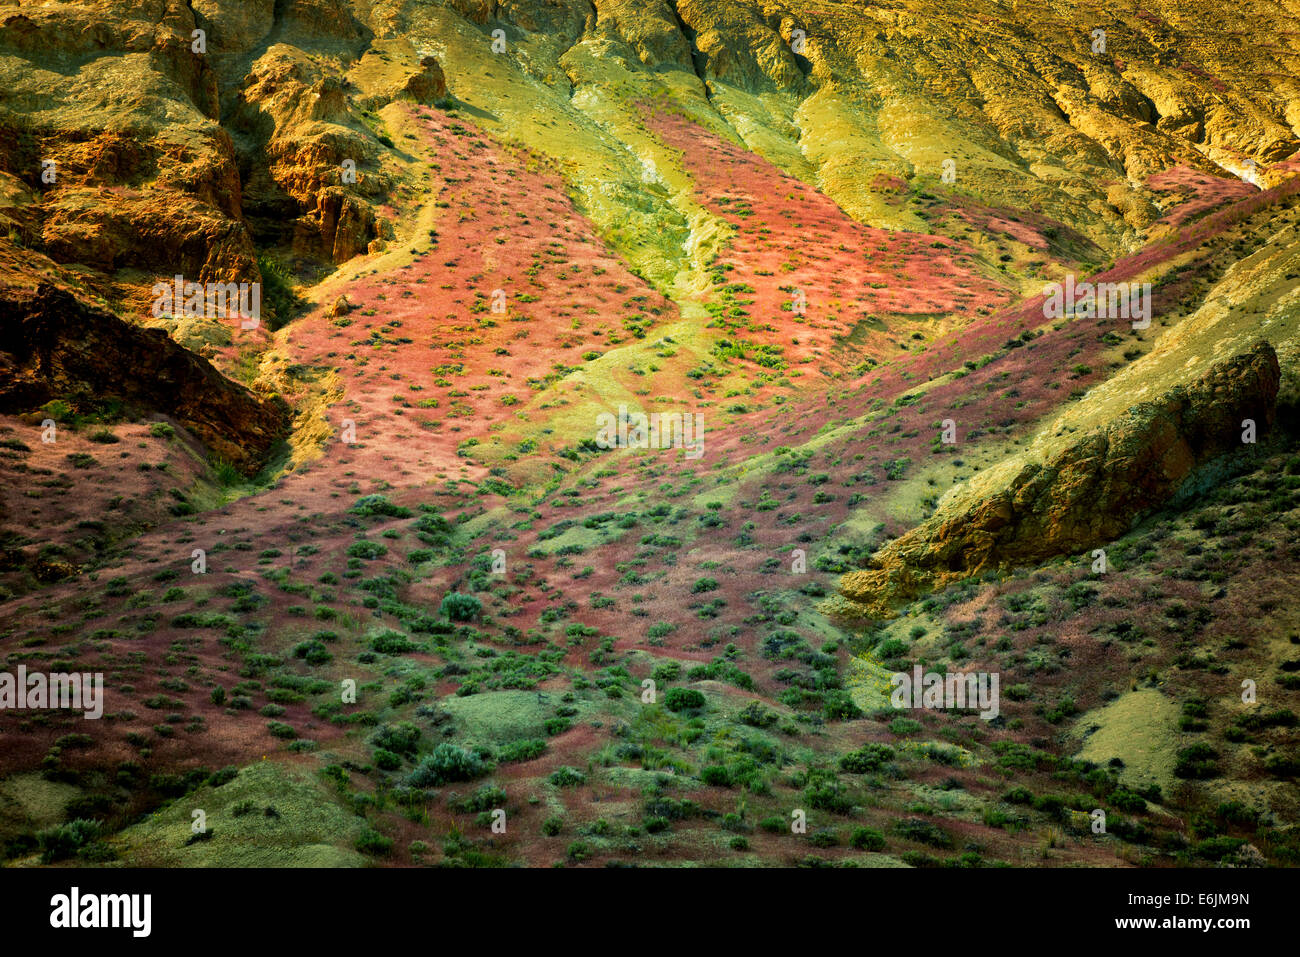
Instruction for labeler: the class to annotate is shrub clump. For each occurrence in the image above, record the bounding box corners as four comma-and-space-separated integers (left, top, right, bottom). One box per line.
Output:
549, 766, 587, 787
408, 744, 491, 787
356, 828, 394, 856
36, 819, 101, 863
441, 592, 482, 622
738, 701, 778, 728
664, 688, 706, 712
839, 743, 895, 773
849, 826, 886, 851
347, 540, 388, 560
894, 818, 952, 848
370, 630, 417, 655
1174, 743, 1220, 779
350, 494, 412, 519
292, 640, 332, 665
499, 739, 547, 763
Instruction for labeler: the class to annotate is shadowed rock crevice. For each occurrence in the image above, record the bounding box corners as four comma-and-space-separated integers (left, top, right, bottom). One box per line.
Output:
837, 341, 1282, 619
0, 282, 289, 475
664, 0, 711, 102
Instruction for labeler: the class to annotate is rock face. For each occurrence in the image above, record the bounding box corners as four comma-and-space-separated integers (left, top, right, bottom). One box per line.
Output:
839, 341, 1281, 618
0, 0, 395, 285
655, 0, 1300, 242
41, 190, 258, 283
0, 282, 288, 475
232, 47, 390, 261
3, 0, 1295, 290
0, 1, 251, 280
403, 56, 447, 104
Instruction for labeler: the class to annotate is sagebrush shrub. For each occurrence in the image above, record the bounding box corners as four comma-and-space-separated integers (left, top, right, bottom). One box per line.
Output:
441, 592, 482, 621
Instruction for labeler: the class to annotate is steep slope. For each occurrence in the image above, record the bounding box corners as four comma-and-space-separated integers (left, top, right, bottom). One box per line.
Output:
0, 0, 1297, 870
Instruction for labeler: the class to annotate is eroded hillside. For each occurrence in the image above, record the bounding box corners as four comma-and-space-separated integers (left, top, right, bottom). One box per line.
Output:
0, 0, 1297, 868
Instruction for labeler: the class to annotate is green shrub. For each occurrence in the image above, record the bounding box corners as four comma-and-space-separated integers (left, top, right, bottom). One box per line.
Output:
1032, 794, 1066, 817
664, 688, 705, 712
371, 722, 421, 756
499, 739, 547, 762
1110, 789, 1147, 813
456, 784, 507, 813
356, 828, 393, 856
888, 717, 922, 735
408, 744, 490, 786
414, 512, 454, 545
1191, 836, 1246, 862
1263, 753, 1300, 778
549, 767, 587, 787
849, 826, 886, 851
207, 766, 238, 788
738, 701, 777, 728
370, 630, 417, 655
292, 639, 332, 665
652, 661, 682, 682
877, 638, 909, 658
350, 494, 412, 518
894, 818, 952, 848
543, 717, 571, 736
347, 540, 387, 560
823, 690, 862, 721
257, 253, 302, 330
441, 592, 482, 621
809, 829, 839, 848
840, 743, 895, 773
36, 819, 100, 863
1174, 743, 1220, 779
700, 765, 733, 787
804, 781, 853, 814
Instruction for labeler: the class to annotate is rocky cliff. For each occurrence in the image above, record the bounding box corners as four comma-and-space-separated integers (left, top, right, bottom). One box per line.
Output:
0, 281, 288, 474
838, 340, 1282, 617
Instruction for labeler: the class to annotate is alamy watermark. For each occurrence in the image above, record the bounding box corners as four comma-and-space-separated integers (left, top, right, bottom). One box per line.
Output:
890, 665, 999, 720
151, 275, 261, 329
595, 405, 704, 460
50, 887, 150, 937
1043, 274, 1151, 329
0, 666, 104, 719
